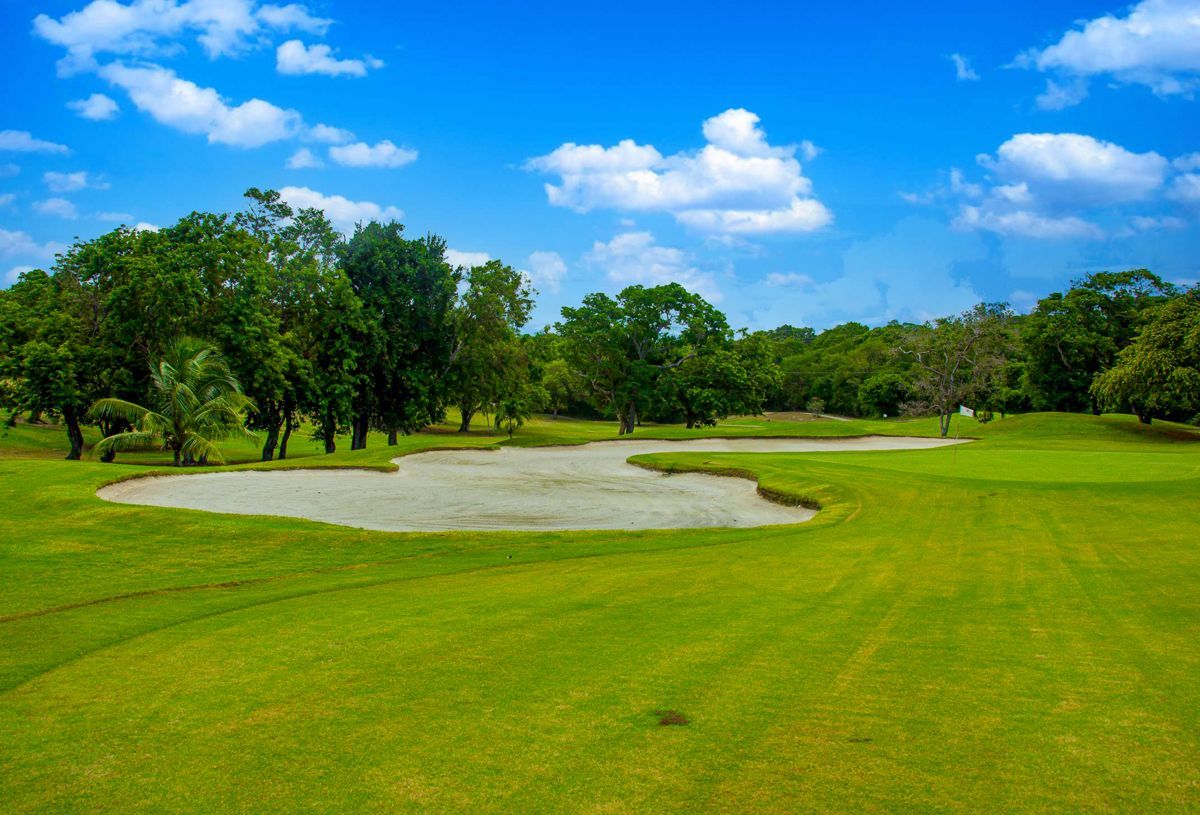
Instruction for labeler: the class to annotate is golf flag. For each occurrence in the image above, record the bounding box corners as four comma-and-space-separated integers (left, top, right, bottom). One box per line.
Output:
959, 405, 975, 418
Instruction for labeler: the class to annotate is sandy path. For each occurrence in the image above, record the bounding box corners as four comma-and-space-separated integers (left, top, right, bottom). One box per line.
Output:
98, 436, 962, 532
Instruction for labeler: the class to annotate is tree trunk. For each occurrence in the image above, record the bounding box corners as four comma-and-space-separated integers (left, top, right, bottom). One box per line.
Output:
279, 418, 293, 459
322, 408, 336, 454
551, 407, 558, 419
458, 407, 475, 433
387, 428, 398, 446
261, 403, 282, 463
939, 409, 951, 437
99, 419, 124, 463
618, 401, 637, 435
63, 407, 84, 461
351, 414, 369, 450
173, 447, 181, 467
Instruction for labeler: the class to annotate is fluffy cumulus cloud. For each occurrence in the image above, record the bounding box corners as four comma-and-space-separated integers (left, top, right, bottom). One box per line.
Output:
525, 251, 567, 293
276, 40, 381, 77
67, 92, 120, 120
949, 132, 1192, 240
949, 53, 979, 81
35, 198, 80, 219
278, 186, 403, 233
526, 109, 832, 235
33, 2, 382, 160
584, 232, 721, 301
0, 130, 70, 154
286, 147, 322, 169
98, 61, 301, 147
1169, 173, 1200, 203
33, 0, 332, 74
44, 170, 109, 192
444, 249, 490, 269
0, 228, 68, 263
1018, 0, 1200, 107
305, 123, 355, 144
328, 140, 418, 168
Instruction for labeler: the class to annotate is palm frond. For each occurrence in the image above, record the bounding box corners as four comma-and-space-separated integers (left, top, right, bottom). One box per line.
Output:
179, 433, 226, 465
94, 431, 161, 454
89, 398, 150, 423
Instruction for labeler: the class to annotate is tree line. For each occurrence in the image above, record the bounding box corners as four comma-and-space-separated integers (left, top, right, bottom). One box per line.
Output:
1, 188, 1197, 461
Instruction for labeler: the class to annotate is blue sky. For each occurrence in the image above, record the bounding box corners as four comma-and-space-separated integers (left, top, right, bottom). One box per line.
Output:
2, 0, 1199, 330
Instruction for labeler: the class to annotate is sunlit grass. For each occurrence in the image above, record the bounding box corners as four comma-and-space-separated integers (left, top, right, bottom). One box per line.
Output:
1, 411, 1197, 812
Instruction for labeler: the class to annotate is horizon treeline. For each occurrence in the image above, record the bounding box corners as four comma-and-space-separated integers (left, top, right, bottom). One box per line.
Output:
1, 188, 1197, 461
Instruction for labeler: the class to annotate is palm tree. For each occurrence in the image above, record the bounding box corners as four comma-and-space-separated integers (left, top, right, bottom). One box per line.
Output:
91, 338, 256, 466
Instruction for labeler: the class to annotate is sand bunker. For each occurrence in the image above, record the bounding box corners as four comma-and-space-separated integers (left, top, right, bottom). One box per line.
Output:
98, 436, 962, 532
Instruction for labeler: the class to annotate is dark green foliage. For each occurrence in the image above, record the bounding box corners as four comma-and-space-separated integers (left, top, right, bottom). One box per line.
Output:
1022, 269, 1176, 413
1091, 289, 1200, 423
339, 222, 459, 448
857, 372, 910, 417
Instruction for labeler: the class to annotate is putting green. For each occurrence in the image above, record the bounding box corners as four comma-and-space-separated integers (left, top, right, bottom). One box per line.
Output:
1, 412, 1198, 813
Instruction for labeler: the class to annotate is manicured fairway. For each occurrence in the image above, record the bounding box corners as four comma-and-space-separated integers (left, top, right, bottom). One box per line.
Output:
1, 413, 1198, 812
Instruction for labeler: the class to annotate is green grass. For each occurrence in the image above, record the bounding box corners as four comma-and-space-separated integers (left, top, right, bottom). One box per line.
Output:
1, 412, 1198, 812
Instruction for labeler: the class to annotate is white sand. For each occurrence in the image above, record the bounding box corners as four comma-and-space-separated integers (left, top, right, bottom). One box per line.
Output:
97, 436, 962, 532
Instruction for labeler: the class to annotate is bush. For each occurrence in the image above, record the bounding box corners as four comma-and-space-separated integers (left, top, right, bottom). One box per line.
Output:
975, 409, 994, 424
806, 397, 826, 415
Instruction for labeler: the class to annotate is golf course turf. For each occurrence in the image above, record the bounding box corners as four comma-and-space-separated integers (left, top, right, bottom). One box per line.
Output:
1, 412, 1198, 812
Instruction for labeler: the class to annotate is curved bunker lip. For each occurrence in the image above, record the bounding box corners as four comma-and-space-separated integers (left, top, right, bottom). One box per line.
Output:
97, 436, 966, 532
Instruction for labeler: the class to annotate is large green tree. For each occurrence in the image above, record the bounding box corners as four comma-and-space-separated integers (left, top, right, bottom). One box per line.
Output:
339, 221, 459, 448
1090, 289, 1200, 424
448, 260, 533, 432
901, 303, 1014, 436
559, 283, 729, 434
1023, 269, 1176, 413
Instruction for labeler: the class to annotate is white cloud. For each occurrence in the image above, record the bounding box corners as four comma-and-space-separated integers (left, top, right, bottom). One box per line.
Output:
286, 147, 322, 168
44, 171, 109, 192
256, 3, 332, 34
0, 130, 70, 154
35, 198, 80, 219
526, 250, 567, 293
0, 164, 18, 178
675, 198, 832, 235
328, 140, 418, 168
133, 221, 160, 232
96, 210, 135, 222
0, 228, 67, 260
946, 133, 1176, 240
954, 206, 1103, 239
1168, 173, 1200, 203
99, 61, 301, 148
979, 133, 1168, 206
0, 194, 14, 208
526, 108, 832, 235
67, 92, 120, 120
277, 40, 375, 77
33, 0, 333, 74
1175, 153, 1200, 171
278, 186, 403, 233
950, 53, 980, 81
584, 232, 721, 302
445, 249, 490, 269
1126, 214, 1188, 233
1017, 0, 1200, 102
764, 272, 814, 287
305, 123, 355, 144
1035, 78, 1089, 111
